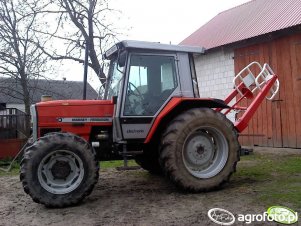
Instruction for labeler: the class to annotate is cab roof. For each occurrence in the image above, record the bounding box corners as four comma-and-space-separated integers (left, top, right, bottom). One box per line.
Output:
104, 40, 205, 59
120, 40, 205, 53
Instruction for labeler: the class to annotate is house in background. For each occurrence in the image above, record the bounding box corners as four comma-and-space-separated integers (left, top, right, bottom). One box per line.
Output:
0, 78, 98, 159
0, 78, 98, 113
181, 0, 301, 148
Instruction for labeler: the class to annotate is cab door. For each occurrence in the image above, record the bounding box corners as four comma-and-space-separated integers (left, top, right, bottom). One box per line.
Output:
119, 53, 180, 140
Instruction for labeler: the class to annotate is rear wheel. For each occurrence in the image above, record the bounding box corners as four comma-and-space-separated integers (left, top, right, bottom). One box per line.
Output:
20, 133, 99, 207
159, 108, 240, 191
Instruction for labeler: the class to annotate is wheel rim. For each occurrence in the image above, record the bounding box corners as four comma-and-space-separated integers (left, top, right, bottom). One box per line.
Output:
37, 150, 84, 194
182, 126, 229, 179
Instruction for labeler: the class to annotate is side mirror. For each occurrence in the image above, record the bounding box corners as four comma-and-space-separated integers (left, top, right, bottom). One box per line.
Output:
118, 51, 127, 67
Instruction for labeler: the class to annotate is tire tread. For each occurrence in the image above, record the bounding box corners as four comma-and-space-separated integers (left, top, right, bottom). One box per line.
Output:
159, 108, 240, 192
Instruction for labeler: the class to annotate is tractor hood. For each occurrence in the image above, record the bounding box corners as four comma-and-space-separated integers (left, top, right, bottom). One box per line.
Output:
35, 100, 114, 120
32, 99, 114, 141
36, 99, 113, 107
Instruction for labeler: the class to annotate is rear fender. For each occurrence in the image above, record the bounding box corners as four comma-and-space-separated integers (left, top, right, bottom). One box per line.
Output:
144, 97, 229, 143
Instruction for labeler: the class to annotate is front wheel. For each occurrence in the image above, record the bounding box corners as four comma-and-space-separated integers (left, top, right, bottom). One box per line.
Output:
20, 133, 99, 207
159, 108, 240, 192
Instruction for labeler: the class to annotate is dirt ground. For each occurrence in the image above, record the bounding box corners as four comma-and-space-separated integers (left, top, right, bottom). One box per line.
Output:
0, 148, 299, 226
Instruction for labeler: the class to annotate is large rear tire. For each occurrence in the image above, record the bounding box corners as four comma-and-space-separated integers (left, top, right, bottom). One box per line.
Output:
159, 108, 240, 191
20, 133, 99, 207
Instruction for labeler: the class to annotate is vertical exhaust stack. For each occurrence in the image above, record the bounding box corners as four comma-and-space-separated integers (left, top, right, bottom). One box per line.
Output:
41, 95, 53, 102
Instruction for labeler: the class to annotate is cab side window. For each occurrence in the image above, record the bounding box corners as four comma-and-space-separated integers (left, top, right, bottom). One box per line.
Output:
124, 55, 177, 116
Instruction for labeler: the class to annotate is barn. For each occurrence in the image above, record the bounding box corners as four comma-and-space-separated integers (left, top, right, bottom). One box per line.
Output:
181, 0, 301, 149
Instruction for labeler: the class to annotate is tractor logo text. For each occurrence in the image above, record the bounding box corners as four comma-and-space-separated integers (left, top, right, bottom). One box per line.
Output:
126, 129, 144, 134
58, 117, 112, 123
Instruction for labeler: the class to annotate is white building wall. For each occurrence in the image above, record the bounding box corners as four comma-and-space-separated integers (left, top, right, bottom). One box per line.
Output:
194, 49, 236, 121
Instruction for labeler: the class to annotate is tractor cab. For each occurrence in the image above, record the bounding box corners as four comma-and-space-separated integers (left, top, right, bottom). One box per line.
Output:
103, 40, 205, 142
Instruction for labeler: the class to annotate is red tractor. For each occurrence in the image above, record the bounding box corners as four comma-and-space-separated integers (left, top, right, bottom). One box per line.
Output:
20, 40, 279, 207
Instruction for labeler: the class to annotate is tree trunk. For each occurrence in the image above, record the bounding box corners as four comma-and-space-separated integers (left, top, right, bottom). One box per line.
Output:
20, 75, 31, 137
23, 97, 31, 138
87, 7, 106, 85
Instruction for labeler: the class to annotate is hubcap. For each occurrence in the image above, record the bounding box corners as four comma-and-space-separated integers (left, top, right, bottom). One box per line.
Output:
51, 160, 72, 180
182, 127, 229, 179
184, 132, 215, 169
38, 150, 84, 195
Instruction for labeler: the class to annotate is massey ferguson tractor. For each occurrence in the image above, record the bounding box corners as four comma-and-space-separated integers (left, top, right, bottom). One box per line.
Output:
20, 40, 279, 207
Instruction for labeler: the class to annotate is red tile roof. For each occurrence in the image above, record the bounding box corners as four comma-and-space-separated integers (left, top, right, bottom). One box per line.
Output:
181, 0, 301, 49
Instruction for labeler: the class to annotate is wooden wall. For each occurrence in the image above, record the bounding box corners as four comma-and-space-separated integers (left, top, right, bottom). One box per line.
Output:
234, 33, 301, 148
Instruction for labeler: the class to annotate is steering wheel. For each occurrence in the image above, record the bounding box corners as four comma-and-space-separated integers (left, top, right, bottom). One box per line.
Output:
125, 82, 145, 115
128, 82, 144, 101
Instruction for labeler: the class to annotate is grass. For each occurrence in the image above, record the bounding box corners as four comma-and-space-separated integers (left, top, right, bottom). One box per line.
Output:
100, 159, 137, 169
233, 153, 301, 211
0, 159, 20, 177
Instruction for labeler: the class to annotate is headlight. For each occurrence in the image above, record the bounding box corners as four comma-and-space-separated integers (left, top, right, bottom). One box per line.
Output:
30, 105, 38, 141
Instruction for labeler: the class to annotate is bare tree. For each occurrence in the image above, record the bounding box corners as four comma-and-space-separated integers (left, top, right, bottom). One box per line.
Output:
0, 0, 51, 136
36, 0, 120, 85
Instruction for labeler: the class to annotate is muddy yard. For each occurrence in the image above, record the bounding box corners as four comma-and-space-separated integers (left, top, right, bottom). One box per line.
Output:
0, 148, 300, 226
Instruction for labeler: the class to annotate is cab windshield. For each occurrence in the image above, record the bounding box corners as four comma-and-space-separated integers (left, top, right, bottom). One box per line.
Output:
105, 58, 124, 99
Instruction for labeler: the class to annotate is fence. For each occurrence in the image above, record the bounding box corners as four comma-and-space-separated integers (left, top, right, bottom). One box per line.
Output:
0, 108, 30, 139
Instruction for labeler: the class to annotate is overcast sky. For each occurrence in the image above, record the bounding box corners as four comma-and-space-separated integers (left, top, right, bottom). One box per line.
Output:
113, 0, 250, 44
59, 0, 250, 88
